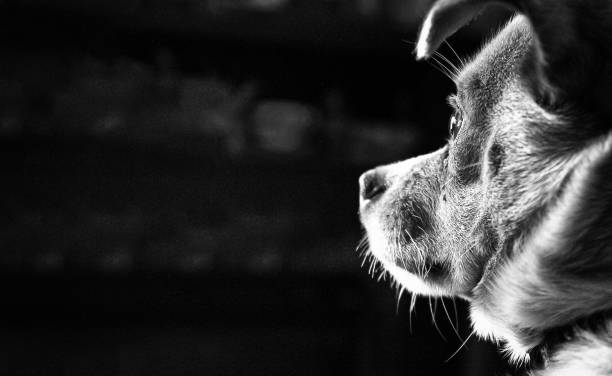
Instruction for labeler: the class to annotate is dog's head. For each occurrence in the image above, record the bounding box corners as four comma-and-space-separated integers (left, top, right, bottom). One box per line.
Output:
359, 0, 612, 361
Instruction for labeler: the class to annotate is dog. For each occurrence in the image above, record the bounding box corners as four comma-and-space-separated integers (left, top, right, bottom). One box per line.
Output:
358, 0, 612, 374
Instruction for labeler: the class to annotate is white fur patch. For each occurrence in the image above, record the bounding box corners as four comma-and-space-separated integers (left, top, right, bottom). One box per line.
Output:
383, 261, 449, 296
470, 305, 532, 364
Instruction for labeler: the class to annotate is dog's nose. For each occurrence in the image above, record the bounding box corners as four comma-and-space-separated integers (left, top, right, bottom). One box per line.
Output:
359, 169, 387, 201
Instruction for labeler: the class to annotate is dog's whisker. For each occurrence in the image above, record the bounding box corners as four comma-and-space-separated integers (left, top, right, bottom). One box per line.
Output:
360, 253, 369, 268
409, 293, 417, 334
441, 298, 462, 341
399, 256, 410, 274
443, 40, 466, 70
432, 50, 460, 78
423, 261, 435, 280
452, 298, 459, 333
403, 228, 429, 276
410, 293, 417, 313
368, 255, 377, 276
379, 266, 389, 283
356, 235, 369, 253
431, 51, 458, 77
433, 296, 439, 317
396, 287, 406, 315
427, 55, 456, 82
445, 330, 476, 363
426, 55, 449, 77
429, 296, 447, 341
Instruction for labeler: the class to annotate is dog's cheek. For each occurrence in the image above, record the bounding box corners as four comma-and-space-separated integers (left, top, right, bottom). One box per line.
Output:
394, 154, 447, 259
429, 179, 486, 289
482, 138, 557, 253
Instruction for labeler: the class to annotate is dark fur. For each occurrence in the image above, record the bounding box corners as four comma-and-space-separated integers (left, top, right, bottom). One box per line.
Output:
358, 1, 612, 374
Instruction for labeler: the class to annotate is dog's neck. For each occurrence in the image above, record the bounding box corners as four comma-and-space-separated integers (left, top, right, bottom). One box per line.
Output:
470, 251, 612, 371
469, 134, 612, 369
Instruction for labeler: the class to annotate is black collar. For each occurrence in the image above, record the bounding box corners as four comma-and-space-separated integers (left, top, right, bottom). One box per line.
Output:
528, 310, 612, 370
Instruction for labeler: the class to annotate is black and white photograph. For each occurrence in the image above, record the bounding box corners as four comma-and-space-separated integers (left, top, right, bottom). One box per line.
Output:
6, 0, 612, 375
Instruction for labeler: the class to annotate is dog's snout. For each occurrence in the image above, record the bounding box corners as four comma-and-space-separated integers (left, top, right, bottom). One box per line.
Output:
360, 169, 387, 201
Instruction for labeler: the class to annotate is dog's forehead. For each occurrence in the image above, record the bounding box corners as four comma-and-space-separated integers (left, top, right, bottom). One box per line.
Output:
456, 16, 533, 106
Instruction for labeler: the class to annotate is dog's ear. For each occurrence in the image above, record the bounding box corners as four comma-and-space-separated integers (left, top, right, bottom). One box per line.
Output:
416, 0, 612, 107
416, 0, 494, 60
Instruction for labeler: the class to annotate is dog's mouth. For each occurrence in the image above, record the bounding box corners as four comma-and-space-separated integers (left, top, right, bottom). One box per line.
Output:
360, 199, 487, 298
393, 252, 450, 282
421, 260, 447, 281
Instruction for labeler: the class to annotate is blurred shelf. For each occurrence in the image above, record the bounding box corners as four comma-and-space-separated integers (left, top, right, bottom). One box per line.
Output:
13, 133, 377, 169
2, 1, 421, 52
2, 0, 511, 54
6, 135, 367, 277
13, 134, 386, 172
0, 273, 366, 325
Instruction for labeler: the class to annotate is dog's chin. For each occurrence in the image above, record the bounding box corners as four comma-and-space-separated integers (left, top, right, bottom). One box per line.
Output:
381, 261, 452, 297
363, 220, 454, 297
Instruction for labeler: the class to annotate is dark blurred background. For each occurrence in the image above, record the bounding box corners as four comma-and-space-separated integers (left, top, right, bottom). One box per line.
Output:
3, 1, 517, 375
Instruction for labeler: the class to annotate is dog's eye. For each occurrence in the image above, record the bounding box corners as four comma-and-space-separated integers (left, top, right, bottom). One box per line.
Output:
449, 111, 463, 139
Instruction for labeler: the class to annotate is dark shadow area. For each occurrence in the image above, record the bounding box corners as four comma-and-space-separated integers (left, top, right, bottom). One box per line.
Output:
3, 1, 517, 375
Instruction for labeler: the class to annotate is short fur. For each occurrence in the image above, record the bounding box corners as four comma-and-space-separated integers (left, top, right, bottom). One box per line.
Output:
358, 1, 612, 374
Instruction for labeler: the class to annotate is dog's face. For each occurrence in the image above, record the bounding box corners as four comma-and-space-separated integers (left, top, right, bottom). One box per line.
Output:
359, 0, 612, 361
360, 16, 550, 298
